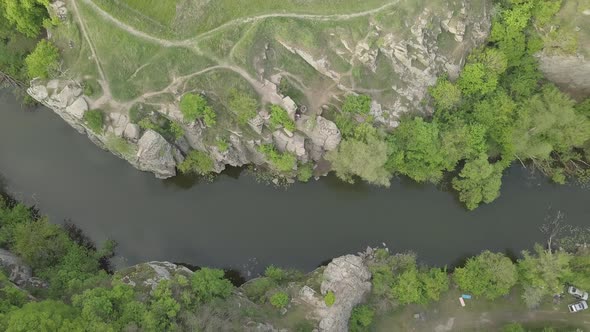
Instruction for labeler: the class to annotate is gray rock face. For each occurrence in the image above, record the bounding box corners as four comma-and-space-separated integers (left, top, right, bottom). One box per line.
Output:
28, 80, 87, 134
298, 116, 342, 161
319, 255, 372, 332
136, 130, 177, 179
0, 249, 32, 287
123, 123, 141, 141
65, 97, 88, 120
272, 130, 308, 161
119, 261, 193, 292
539, 55, 590, 99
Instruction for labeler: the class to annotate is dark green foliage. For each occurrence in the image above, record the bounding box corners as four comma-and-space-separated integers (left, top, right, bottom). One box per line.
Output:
348, 305, 374, 332
452, 155, 505, 210
83, 109, 105, 134
342, 94, 371, 115
269, 291, 289, 309
179, 93, 216, 127
454, 251, 518, 300
178, 150, 214, 176
191, 268, 233, 303
269, 105, 295, 131
387, 118, 449, 183
25, 39, 59, 79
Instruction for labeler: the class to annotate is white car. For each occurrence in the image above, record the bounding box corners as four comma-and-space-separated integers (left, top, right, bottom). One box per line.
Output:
568, 286, 589, 300
568, 301, 588, 313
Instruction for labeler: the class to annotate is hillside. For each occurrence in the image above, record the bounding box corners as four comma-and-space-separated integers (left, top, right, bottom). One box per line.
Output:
29, 0, 491, 178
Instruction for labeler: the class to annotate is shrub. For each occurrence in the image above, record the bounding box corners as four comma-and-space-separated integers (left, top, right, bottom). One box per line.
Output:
258, 145, 297, 173
324, 291, 335, 307
243, 278, 275, 303
179, 93, 216, 127
229, 90, 259, 125
269, 291, 289, 309
216, 139, 229, 152
297, 163, 313, 182
349, 305, 374, 332
25, 39, 59, 79
342, 95, 371, 115
264, 265, 287, 282
83, 109, 104, 134
178, 150, 214, 176
105, 135, 136, 158
169, 122, 185, 140
269, 105, 295, 131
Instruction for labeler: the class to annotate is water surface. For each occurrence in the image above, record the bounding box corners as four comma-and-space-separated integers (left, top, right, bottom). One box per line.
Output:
1, 89, 588, 274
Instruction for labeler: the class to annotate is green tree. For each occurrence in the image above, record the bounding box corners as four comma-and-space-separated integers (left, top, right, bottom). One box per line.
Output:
457, 63, 498, 97
191, 268, 233, 302
430, 77, 461, 111
83, 109, 105, 134
452, 155, 504, 210
178, 150, 214, 176
387, 118, 448, 183
12, 217, 71, 271
454, 251, 518, 300
327, 135, 390, 186
513, 86, 590, 160
2, 0, 49, 38
179, 93, 216, 127
4, 300, 83, 332
25, 39, 59, 79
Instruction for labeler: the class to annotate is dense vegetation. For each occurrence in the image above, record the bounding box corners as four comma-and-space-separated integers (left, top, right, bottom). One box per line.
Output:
0, 0, 61, 84
327, 0, 590, 209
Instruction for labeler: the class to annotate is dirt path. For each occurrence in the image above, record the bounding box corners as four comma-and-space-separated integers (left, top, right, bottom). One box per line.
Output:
79, 0, 397, 48
71, 0, 114, 108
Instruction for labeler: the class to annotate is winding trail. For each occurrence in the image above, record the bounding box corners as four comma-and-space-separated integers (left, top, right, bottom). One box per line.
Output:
79, 0, 396, 48
73, 0, 394, 109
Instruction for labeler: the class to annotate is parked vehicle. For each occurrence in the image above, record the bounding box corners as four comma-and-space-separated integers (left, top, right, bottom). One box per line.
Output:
568, 301, 589, 313
568, 286, 589, 300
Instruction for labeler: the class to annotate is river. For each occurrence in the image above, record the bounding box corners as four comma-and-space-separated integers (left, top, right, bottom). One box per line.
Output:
0, 89, 589, 275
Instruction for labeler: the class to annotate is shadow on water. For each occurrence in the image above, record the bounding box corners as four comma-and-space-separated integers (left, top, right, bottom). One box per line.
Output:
162, 166, 246, 189
174, 262, 246, 286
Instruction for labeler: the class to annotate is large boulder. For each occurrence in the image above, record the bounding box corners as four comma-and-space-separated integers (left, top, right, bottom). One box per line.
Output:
118, 261, 193, 294
319, 255, 372, 332
65, 97, 88, 120
272, 130, 308, 161
298, 116, 341, 161
136, 130, 177, 179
